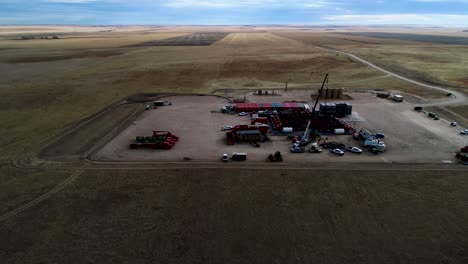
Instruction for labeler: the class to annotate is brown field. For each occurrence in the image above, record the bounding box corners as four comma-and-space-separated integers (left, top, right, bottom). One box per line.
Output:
275, 31, 468, 93
1, 26, 468, 263
1, 166, 468, 263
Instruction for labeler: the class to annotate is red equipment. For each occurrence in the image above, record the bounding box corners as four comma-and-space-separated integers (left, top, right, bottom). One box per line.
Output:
251, 117, 268, 125
231, 125, 269, 134
129, 131, 179, 150
456, 152, 468, 162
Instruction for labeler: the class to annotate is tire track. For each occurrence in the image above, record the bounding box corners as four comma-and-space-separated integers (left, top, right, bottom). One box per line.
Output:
0, 163, 88, 222
0, 171, 42, 185
367, 176, 468, 208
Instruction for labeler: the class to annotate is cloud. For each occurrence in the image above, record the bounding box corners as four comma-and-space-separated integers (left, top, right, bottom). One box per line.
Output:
43, 0, 101, 3
324, 14, 468, 26
163, 0, 338, 8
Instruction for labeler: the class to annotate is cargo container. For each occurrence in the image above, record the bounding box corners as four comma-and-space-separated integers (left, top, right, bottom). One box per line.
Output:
283, 127, 294, 134
232, 152, 247, 161
237, 130, 261, 142
253, 117, 268, 124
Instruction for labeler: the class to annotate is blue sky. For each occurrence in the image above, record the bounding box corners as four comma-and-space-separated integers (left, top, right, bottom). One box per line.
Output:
1, 0, 468, 26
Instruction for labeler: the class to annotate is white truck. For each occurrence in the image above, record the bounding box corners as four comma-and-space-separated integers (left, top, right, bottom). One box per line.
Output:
364, 139, 386, 152
393, 95, 404, 102
359, 128, 374, 140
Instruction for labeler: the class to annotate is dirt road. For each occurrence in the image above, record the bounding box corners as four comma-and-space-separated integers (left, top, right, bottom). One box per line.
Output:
313, 45, 467, 107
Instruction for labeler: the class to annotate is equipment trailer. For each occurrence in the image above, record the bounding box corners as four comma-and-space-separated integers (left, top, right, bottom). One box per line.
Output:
130, 131, 179, 150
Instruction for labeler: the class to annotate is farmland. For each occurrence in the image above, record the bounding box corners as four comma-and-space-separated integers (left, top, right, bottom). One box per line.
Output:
1, 25, 468, 264
275, 31, 468, 97
133, 32, 230, 46
340, 32, 468, 45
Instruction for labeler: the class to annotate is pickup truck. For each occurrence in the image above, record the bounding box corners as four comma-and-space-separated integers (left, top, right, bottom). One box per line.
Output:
290, 146, 305, 153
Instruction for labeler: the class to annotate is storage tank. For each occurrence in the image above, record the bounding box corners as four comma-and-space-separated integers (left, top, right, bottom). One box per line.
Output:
332, 89, 339, 99
325, 89, 331, 99
283, 127, 293, 134
334, 128, 345, 135
338, 88, 344, 99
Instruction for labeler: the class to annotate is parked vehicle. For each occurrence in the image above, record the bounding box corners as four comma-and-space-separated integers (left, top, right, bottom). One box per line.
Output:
359, 128, 373, 140
238, 112, 248, 116
321, 141, 345, 150
364, 139, 386, 152
369, 147, 379, 154
377, 93, 390, 98
393, 95, 404, 102
456, 152, 468, 164
221, 125, 233, 131
331, 148, 345, 156
308, 143, 323, 153
461, 129, 468, 135
222, 153, 228, 162
290, 146, 305, 153
451, 122, 458, 127
232, 152, 247, 161
375, 133, 385, 139
348, 147, 363, 154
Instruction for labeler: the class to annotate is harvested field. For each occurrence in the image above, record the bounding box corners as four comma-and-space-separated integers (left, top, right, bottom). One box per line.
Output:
1, 25, 468, 264
7, 49, 125, 63
446, 105, 468, 121
1, 167, 468, 263
341, 32, 468, 45
274, 31, 424, 46
0, 32, 187, 49
0, 170, 67, 216
216, 33, 302, 46
133, 33, 229, 46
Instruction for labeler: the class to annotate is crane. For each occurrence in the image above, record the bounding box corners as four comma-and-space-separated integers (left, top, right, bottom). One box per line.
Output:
302, 74, 329, 142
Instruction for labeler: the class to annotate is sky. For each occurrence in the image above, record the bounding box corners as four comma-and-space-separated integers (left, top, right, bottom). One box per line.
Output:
1, 0, 468, 26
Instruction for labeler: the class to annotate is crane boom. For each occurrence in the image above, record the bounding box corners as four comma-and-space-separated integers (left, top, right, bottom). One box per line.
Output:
313, 74, 329, 114
302, 74, 329, 142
